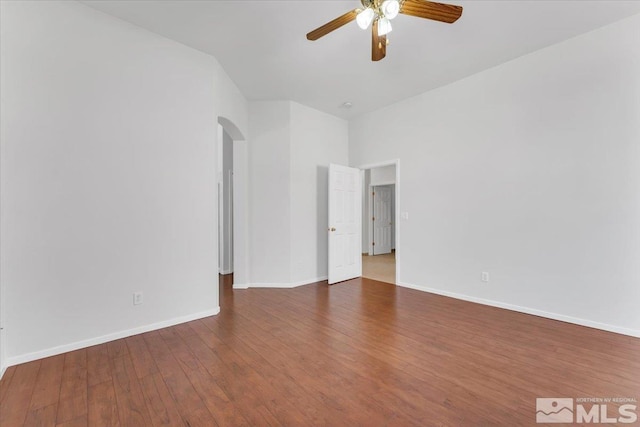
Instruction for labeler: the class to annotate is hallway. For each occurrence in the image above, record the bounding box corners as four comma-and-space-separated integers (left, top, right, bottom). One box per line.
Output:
362, 252, 395, 284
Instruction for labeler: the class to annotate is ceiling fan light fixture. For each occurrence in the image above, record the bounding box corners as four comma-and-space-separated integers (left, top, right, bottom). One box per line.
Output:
305, 0, 463, 62
377, 17, 392, 36
356, 7, 375, 30
381, 0, 400, 20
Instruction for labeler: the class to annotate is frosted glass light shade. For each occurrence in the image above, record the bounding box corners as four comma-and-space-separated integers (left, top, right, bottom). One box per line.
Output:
378, 17, 393, 36
381, 0, 400, 19
356, 7, 375, 30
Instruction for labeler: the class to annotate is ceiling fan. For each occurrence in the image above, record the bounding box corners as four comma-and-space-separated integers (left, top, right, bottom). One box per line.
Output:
306, 0, 463, 62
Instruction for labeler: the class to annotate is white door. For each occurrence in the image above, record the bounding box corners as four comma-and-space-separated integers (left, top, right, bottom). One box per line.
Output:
372, 186, 392, 255
328, 164, 362, 284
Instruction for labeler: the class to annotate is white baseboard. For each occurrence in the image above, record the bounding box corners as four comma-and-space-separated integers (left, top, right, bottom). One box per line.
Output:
220, 269, 233, 275
241, 276, 328, 289
0, 364, 6, 380
232, 283, 249, 290
397, 282, 640, 338
292, 276, 327, 287
5, 307, 220, 368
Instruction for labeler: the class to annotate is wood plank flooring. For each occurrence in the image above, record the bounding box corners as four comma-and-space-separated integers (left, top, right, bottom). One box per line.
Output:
1, 275, 639, 426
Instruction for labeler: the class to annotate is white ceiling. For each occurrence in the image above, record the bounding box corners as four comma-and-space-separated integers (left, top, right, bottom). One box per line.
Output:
81, 0, 640, 119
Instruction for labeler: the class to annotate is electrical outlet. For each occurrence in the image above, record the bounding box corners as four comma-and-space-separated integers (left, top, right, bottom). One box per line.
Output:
133, 291, 143, 305
481, 272, 490, 282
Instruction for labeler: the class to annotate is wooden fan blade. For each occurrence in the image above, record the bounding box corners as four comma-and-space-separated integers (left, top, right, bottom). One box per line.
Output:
306, 9, 359, 41
400, 0, 463, 24
372, 21, 386, 62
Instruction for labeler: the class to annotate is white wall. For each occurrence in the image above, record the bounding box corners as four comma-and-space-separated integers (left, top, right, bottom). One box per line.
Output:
246, 101, 348, 287
349, 14, 640, 337
248, 101, 292, 285
0, 0, 248, 367
232, 140, 250, 288
370, 165, 396, 185
290, 102, 349, 284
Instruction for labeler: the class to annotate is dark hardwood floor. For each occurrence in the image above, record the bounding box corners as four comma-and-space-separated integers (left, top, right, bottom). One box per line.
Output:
1, 275, 639, 426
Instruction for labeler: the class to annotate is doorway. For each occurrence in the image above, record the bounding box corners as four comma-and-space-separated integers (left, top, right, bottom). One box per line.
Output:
371, 184, 394, 255
360, 162, 399, 284
218, 127, 234, 275
217, 116, 248, 289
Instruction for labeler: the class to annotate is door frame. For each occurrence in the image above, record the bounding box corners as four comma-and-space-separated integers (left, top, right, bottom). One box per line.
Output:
359, 159, 400, 285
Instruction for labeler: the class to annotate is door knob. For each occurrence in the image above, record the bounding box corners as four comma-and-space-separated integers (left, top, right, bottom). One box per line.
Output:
329, 227, 336, 232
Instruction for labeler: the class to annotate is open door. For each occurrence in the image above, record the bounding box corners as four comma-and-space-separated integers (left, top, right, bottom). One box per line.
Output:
328, 164, 362, 284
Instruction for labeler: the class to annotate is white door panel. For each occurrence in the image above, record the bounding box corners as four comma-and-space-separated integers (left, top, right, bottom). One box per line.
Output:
373, 186, 392, 255
328, 164, 361, 284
